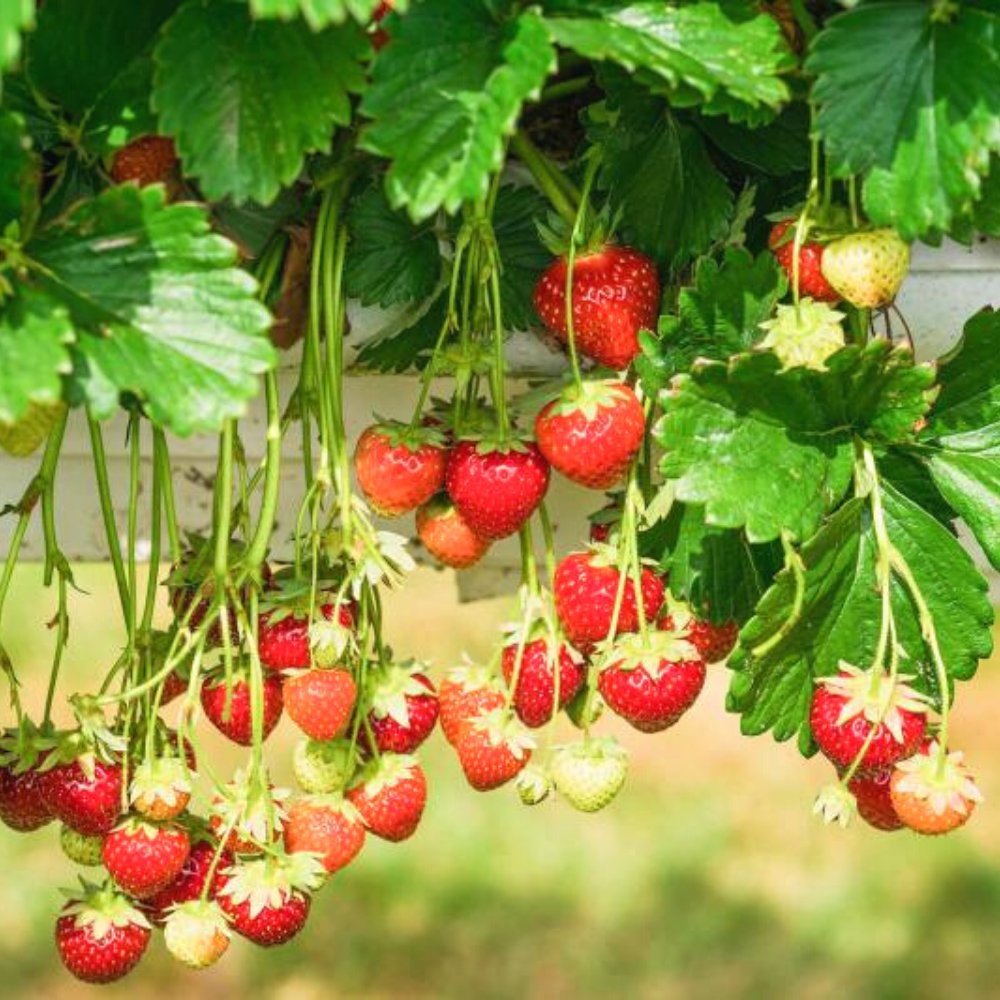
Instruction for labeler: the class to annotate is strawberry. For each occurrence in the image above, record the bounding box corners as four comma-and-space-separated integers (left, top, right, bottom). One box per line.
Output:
164, 900, 231, 970
848, 770, 903, 833
200, 670, 284, 746
759, 300, 846, 371
0, 762, 52, 832
516, 765, 553, 806
533, 245, 660, 370
143, 840, 230, 927
820, 228, 909, 308
292, 737, 357, 794
55, 882, 152, 983
43, 756, 123, 836
284, 668, 356, 741
658, 601, 739, 664
208, 771, 288, 855
160, 669, 189, 706
283, 795, 366, 874
768, 219, 839, 302
553, 549, 664, 651
501, 637, 585, 728
453, 708, 534, 791
535, 381, 645, 489
416, 495, 491, 569
214, 854, 323, 948
0, 400, 66, 457
438, 663, 506, 745
598, 631, 706, 733
102, 818, 191, 899
259, 596, 355, 672
365, 661, 439, 754
129, 757, 193, 822
371, 0, 394, 49
890, 741, 982, 836
588, 502, 621, 544
445, 439, 550, 540
110, 135, 178, 186
346, 753, 427, 842
810, 665, 927, 772
60, 826, 105, 867
550, 737, 629, 812
354, 423, 448, 517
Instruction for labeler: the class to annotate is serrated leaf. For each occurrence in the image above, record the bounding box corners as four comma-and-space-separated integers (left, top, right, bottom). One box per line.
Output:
248, 0, 387, 28
84, 56, 159, 158
544, 1, 791, 121
636, 247, 782, 395
360, 0, 556, 221
0, 288, 73, 423
656, 342, 936, 542
587, 72, 733, 274
493, 183, 549, 331
153, 0, 367, 205
0, 108, 34, 231
0, 0, 34, 71
354, 293, 446, 373
695, 101, 810, 177
27, 0, 178, 117
27, 185, 274, 435
344, 183, 440, 308
808, 1, 1000, 239
877, 448, 956, 527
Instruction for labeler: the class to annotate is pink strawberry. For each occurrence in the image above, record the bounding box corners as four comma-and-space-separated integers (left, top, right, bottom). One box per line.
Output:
283, 795, 366, 875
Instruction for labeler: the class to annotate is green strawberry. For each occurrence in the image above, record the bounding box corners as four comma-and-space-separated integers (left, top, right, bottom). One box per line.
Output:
0, 401, 66, 457
550, 737, 628, 813
60, 825, 105, 867
820, 229, 909, 308
292, 738, 356, 794
759, 300, 846, 371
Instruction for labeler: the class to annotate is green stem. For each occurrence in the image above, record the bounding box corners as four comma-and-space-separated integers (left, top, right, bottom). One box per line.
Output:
153, 428, 182, 565
86, 410, 130, 619
213, 421, 234, 583
510, 131, 578, 226
125, 411, 141, 650
244, 370, 281, 576
539, 75, 592, 103
40, 407, 68, 586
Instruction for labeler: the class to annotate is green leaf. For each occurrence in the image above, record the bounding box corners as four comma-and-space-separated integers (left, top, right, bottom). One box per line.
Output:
84, 56, 159, 158
248, 0, 382, 27
0, 0, 34, 71
919, 310, 1000, 569
0, 108, 34, 232
877, 448, 955, 527
0, 288, 73, 423
695, 102, 811, 177
636, 247, 782, 395
587, 73, 733, 273
492, 183, 549, 331
27, 0, 178, 117
344, 183, 440, 308
656, 342, 936, 542
809, 2, 1000, 239
544, 1, 790, 122
153, 0, 367, 205
360, 0, 555, 221
354, 293, 447, 373
28, 185, 274, 435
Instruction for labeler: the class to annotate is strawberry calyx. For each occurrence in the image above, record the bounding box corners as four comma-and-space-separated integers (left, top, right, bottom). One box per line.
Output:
349, 752, 421, 798
60, 879, 152, 936
0, 717, 54, 772
456, 432, 534, 457
364, 419, 447, 452
295, 792, 364, 825
210, 770, 290, 850
468, 707, 536, 759
516, 765, 552, 806
818, 663, 929, 743
367, 660, 434, 727
216, 852, 324, 918
546, 379, 636, 421
130, 757, 193, 814
812, 783, 858, 828
892, 741, 983, 818
598, 629, 701, 674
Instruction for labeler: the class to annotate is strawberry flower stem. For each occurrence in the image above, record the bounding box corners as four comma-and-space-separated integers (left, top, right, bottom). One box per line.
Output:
153, 428, 182, 566
510, 131, 578, 227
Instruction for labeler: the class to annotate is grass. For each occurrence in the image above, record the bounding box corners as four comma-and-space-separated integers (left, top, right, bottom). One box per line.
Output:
1, 565, 998, 998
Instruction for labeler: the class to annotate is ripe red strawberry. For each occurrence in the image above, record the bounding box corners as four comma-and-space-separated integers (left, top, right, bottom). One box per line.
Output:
658, 603, 740, 664
200, 671, 284, 746
416, 495, 491, 569
588, 502, 621, 544
354, 423, 448, 517
0, 762, 52, 832
143, 840, 230, 927
890, 741, 982, 836
284, 668, 356, 741
214, 855, 321, 948
768, 219, 839, 302
598, 632, 706, 733
284, 795, 366, 874
453, 709, 534, 791
553, 549, 664, 650
55, 882, 152, 983
445, 439, 550, 540
43, 757, 123, 836
501, 638, 585, 728
110, 135, 178, 186
533, 245, 660, 370
536, 381, 645, 489
365, 662, 439, 754
847, 770, 902, 832
346, 753, 427, 842
259, 598, 355, 672
438, 663, 506, 745
102, 818, 191, 899
159, 670, 189, 706
810, 666, 927, 772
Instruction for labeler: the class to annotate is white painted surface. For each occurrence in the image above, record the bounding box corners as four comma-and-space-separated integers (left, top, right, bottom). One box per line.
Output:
2, 239, 999, 600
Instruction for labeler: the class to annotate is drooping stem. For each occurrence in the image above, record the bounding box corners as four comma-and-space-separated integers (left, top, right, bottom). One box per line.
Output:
243, 370, 281, 577
510, 131, 578, 226
40, 407, 68, 586
153, 427, 182, 565
213, 421, 235, 584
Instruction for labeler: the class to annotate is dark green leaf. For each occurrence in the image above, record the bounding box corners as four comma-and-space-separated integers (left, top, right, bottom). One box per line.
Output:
0, 108, 34, 232
27, 0, 178, 117
212, 188, 310, 261
695, 101, 810, 176
344, 183, 440, 308
154, 0, 367, 204
493, 184, 549, 330
0, 288, 73, 423
809, 2, 1000, 239
29, 185, 274, 435
360, 0, 555, 221
84, 56, 159, 158
0, 0, 34, 71
353, 293, 447, 373
877, 448, 956, 527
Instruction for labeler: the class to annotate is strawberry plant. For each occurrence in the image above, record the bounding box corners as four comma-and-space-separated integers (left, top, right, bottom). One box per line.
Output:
2, 0, 1000, 981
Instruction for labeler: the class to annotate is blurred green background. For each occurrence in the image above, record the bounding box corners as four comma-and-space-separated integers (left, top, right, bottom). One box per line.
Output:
1, 564, 997, 999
